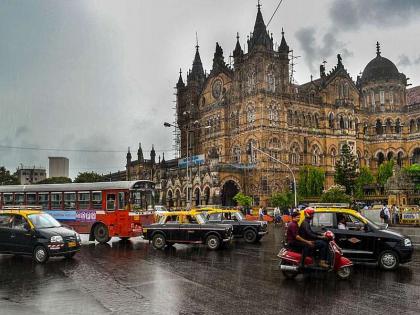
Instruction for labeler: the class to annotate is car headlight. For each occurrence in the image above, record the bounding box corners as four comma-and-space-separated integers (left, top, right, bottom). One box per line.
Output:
404, 238, 412, 247
50, 236, 64, 243
75, 233, 81, 242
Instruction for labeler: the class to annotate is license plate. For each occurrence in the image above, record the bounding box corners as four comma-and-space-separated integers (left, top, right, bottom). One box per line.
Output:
68, 241, 76, 247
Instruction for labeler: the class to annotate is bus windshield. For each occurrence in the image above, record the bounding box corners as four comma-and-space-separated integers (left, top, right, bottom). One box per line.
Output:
130, 189, 155, 211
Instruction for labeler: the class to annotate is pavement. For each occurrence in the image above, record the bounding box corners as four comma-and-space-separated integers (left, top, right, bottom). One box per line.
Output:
0, 224, 419, 315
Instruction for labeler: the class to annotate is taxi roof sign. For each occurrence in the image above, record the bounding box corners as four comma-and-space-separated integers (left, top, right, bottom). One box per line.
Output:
308, 203, 350, 208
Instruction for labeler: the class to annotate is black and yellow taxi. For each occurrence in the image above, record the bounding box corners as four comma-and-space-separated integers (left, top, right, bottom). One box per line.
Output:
0, 208, 81, 263
205, 209, 268, 243
298, 204, 414, 270
142, 211, 233, 250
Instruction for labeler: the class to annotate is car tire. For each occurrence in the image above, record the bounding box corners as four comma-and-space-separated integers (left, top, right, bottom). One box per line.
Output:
378, 250, 399, 270
206, 235, 221, 250
152, 233, 166, 250
94, 224, 110, 244
33, 246, 49, 264
244, 229, 257, 243
64, 252, 77, 259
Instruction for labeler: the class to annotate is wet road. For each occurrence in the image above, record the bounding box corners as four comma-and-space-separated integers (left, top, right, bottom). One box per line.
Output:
0, 225, 419, 315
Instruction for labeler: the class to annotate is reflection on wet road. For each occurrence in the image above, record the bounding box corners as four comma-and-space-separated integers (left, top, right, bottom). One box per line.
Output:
1, 225, 419, 315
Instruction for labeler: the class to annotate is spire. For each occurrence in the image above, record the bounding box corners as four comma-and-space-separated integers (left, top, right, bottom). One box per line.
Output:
150, 145, 156, 164
137, 142, 144, 162
126, 147, 132, 163
278, 27, 289, 53
233, 32, 244, 59
376, 41, 381, 57
247, 1, 273, 52
176, 68, 185, 88
337, 53, 343, 68
212, 42, 227, 72
188, 35, 205, 83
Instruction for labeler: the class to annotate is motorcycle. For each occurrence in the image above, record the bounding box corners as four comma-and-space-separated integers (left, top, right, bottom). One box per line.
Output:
278, 231, 353, 280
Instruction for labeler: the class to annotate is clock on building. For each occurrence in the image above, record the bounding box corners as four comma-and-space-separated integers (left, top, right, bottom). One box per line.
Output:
212, 79, 223, 99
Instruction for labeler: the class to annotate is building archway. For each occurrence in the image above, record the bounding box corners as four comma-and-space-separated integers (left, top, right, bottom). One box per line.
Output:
167, 190, 174, 208
175, 189, 181, 208
412, 148, 420, 164
221, 180, 239, 207
203, 186, 210, 205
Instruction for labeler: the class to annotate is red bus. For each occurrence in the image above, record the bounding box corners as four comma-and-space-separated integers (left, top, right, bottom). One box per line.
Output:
0, 180, 156, 243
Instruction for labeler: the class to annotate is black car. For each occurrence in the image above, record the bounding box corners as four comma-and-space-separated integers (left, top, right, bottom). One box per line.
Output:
142, 211, 233, 250
307, 209, 414, 270
0, 210, 81, 263
206, 210, 268, 243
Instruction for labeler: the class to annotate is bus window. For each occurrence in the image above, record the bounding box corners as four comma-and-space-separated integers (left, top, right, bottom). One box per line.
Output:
78, 192, 90, 209
106, 194, 116, 211
3, 193, 13, 205
51, 193, 62, 209
27, 193, 37, 205
92, 192, 102, 209
15, 193, 24, 205
64, 192, 76, 210
38, 193, 49, 210
118, 192, 125, 210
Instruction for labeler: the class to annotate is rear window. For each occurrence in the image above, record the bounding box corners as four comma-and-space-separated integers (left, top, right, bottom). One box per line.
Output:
311, 212, 334, 228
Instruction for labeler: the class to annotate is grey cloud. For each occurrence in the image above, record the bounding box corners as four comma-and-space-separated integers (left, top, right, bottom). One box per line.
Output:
296, 28, 353, 74
397, 54, 420, 67
330, 0, 420, 30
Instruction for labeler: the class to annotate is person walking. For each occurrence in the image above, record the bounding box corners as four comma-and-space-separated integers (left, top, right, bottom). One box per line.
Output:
273, 207, 281, 225
258, 206, 264, 221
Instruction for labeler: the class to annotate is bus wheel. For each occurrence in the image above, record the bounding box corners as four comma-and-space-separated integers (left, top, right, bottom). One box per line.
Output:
94, 224, 110, 244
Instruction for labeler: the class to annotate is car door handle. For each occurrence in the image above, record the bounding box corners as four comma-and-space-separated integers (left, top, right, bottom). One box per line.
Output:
338, 238, 347, 241
10, 234, 16, 238
187, 230, 195, 233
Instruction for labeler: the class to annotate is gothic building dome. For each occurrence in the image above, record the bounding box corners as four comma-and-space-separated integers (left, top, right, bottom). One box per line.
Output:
361, 42, 401, 83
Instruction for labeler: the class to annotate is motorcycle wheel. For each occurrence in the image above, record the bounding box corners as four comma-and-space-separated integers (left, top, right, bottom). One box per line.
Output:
281, 260, 298, 279
336, 266, 352, 280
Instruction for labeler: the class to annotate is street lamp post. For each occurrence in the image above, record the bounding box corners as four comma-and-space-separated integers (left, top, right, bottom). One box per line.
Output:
249, 144, 297, 208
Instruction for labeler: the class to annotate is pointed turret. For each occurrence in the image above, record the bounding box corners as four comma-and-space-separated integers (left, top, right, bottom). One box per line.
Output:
278, 28, 289, 53
233, 32, 244, 59
137, 142, 144, 162
176, 68, 185, 89
247, 2, 273, 52
150, 145, 156, 164
126, 147, 132, 164
212, 42, 227, 73
126, 147, 132, 180
187, 43, 205, 83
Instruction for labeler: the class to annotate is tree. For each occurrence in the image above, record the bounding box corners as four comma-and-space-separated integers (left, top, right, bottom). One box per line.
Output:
298, 166, 325, 197
270, 191, 295, 210
74, 171, 104, 183
355, 166, 375, 198
334, 144, 358, 195
233, 192, 253, 207
404, 163, 420, 190
377, 160, 394, 186
37, 177, 72, 184
320, 184, 351, 204
0, 166, 19, 185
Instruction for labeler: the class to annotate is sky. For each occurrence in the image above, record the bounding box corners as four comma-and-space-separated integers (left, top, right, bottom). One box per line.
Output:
1, 0, 420, 179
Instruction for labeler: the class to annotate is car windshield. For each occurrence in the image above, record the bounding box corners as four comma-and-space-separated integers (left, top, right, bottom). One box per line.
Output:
195, 213, 207, 224
28, 213, 61, 229
354, 212, 380, 230
235, 212, 244, 220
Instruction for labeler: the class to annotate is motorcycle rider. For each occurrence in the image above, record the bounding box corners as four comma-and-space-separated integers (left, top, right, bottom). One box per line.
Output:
298, 208, 329, 269
286, 211, 315, 267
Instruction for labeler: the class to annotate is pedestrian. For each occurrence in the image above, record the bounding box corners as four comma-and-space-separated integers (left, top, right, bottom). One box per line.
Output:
394, 205, 400, 224
258, 206, 264, 221
273, 207, 281, 225
383, 204, 390, 224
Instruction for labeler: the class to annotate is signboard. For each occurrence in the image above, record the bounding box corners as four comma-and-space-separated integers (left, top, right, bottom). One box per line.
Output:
178, 154, 205, 168
46, 210, 76, 221
76, 210, 97, 222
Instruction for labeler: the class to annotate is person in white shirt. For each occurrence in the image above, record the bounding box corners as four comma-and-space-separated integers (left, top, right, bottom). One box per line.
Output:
258, 207, 264, 220
383, 205, 390, 224
337, 215, 348, 230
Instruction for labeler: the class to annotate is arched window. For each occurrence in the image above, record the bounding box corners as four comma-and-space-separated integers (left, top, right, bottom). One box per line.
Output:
290, 144, 300, 165
294, 111, 299, 125
267, 72, 275, 92
247, 71, 256, 93
363, 122, 368, 135
269, 137, 280, 149
377, 152, 385, 167
247, 139, 257, 163
395, 119, 401, 134
268, 106, 279, 126
287, 110, 293, 125
386, 119, 392, 134
232, 147, 241, 163
397, 151, 404, 167
308, 114, 313, 127
344, 83, 349, 98
387, 151, 394, 161
376, 119, 383, 135
340, 116, 345, 129
312, 145, 322, 166
410, 120, 415, 133
412, 148, 420, 164
246, 106, 256, 125
417, 118, 420, 133
328, 113, 334, 128
331, 148, 337, 168
314, 114, 320, 128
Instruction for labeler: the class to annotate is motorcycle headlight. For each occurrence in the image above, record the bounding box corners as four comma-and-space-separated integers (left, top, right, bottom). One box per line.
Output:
50, 235, 64, 243
404, 238, 412, 247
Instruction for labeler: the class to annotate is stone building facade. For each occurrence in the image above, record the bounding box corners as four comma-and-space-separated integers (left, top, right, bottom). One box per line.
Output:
125, 5, 420, 208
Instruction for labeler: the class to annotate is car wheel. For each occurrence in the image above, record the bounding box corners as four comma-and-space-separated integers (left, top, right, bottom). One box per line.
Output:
244, 229, 257, 243
33, 246, 49, 264
336, 266, 352, 280
152, 233, 166, 250
94, 224, 110, 244
379, 250, 399, 270
64, 252, 77, 259
206, 235, 220, 250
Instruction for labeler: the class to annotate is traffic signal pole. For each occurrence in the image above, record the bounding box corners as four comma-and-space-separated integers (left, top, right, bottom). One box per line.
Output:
249, 144, 297, 208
